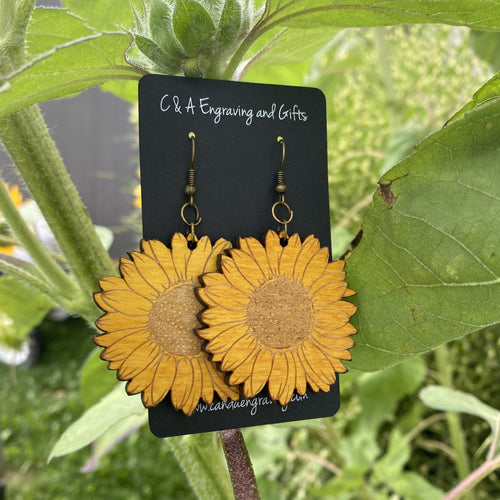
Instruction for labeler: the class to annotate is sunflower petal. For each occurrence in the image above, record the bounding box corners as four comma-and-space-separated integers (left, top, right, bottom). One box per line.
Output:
247, 348, 273, 396
130, 251, 170, 293
231, 248, 266, 285
96, 312, 147, 332
292, 350, 307, 395
141, 239, 179, 284
292, 236, 320, 282
93, 327, 148, 349
182, 358, 203, 415
268, 351, 289, 402
219, 335, 257, 372
99, 276, 130, 292
199, 284, 249, 310
98, 289, 152, 315
297, 344, 331, 392
118, 342, 160, 379
171, 233, 189, 280
313, 281, 348, 306
220, 255, 257, 294
186, 236, 212, 279
239, 236, 271, 279
170, 357, 193, 410
201, 237, 232, 274
149, 356, 177, 405
264, 230, 282, 275
119, 258, 157, 299
300, 247, 330, 286
302, 341, 337, 385
277, 233, 302, 277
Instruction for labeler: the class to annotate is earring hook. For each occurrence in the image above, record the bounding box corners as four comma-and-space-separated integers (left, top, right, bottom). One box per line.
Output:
277, 136, 285, 172
272, 136, 293, 240
189, 131, 196, 169
181, 132, 201, 244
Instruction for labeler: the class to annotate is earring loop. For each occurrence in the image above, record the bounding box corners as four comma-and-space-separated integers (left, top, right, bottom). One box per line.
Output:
272, 136, 293, 239
181, 132, 202, 242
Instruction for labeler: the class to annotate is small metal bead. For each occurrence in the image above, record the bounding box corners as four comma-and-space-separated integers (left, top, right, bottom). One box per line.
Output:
275, 183, 287, 194
184, 185, 196, 196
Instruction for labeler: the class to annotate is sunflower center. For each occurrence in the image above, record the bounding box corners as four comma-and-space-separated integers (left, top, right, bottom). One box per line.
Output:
148, 283, 203, 357
248, 278, 312, 349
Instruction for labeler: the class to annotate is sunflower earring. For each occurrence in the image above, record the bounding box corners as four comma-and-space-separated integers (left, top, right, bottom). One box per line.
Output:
93, 132, 239, 415
197, 136, 357, 406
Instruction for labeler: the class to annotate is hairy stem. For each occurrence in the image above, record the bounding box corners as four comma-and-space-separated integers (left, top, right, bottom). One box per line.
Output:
0, 179, 78, 302
0, 105, 116, 321
435, 345, 472, 493
219, 429, 260, 500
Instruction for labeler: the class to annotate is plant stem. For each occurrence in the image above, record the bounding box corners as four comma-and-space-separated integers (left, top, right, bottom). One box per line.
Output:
219, 429, 261, 500
435, 345, 472, 493
444, 456, 500, 500
0, 105, 117, 321
0, 179, 78, 301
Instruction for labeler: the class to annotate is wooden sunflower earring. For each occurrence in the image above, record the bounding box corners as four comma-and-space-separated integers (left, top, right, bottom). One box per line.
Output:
197, 136, 357, 406
93, 132, 239, 416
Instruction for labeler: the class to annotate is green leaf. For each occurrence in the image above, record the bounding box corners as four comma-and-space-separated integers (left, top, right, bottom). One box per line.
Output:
470, 30, 500, 69
61, 0, 134, 31
217, 0, 243, 52
0, 275, 53, 349
0, 31, 141, 119
420, 385, 500, 430
346, 98, 500, 371
26, 7, 95, 55
448, 72, 500, 124
81, 412, 148, 471
79, 348, 118, 408
49, 384, 145, 461
245, 28, 338, 69
392, 472, 444, 500
372, 430, 410, 484
172, 0, 216, 57
260, 1, 500, 31
357, 357, 427, 431
0, 0, 16, 37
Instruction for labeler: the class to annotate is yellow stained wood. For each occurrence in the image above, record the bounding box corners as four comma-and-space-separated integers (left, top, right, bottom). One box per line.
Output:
94, 233, 238, 416
198, 230, 357, 406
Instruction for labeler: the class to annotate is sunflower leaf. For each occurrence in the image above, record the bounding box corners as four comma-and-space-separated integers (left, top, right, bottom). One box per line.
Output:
346, 98, 500, 371
61, 0, 134, 31
48, 384, 145, 461
259, 1, 500, 31
0, 8, 141, 119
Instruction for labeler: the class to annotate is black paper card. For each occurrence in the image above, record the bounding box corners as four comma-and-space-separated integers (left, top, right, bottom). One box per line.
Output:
138, 74, 339, 437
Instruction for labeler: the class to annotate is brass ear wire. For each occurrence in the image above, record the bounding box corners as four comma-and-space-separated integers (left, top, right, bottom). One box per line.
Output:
180, 132, 202, 243
272, 136, 293, 240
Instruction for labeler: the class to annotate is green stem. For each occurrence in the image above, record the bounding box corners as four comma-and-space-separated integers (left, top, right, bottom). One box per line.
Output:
0, 105, 116, 321
435, 345, 472, 491
0, 179, 78, 300
168, 434, 233, 500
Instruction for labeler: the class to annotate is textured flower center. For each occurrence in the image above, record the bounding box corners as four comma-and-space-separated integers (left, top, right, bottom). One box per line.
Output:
248, 278, 312, 348
148, 283, 203, 356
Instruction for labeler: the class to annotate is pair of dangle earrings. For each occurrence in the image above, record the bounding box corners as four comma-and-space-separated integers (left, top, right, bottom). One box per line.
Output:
94, 133, 357, 416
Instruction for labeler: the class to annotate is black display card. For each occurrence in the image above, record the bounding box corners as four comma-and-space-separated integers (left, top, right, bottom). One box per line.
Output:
138, 74, 339, 437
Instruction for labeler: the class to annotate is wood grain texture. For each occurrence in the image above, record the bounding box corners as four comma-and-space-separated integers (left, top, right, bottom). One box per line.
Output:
94, 233, 239, 416
198, 230, 357, 406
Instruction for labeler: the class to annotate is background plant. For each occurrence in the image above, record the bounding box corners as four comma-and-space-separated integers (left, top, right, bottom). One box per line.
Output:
1, 0, 499, 498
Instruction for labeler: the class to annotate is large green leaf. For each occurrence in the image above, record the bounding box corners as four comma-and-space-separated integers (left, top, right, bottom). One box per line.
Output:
48, 384, 145, 461
61, 0, 134, 31
0, 8, 141, 118
448, 71, 500, 124
0, 33, 141, 119
261, 0, 500, 30
346, 98, 500, 371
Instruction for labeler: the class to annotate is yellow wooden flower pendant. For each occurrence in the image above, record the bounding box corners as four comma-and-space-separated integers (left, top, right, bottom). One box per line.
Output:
93, 233, 239, 415
197, 230, 357, 405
